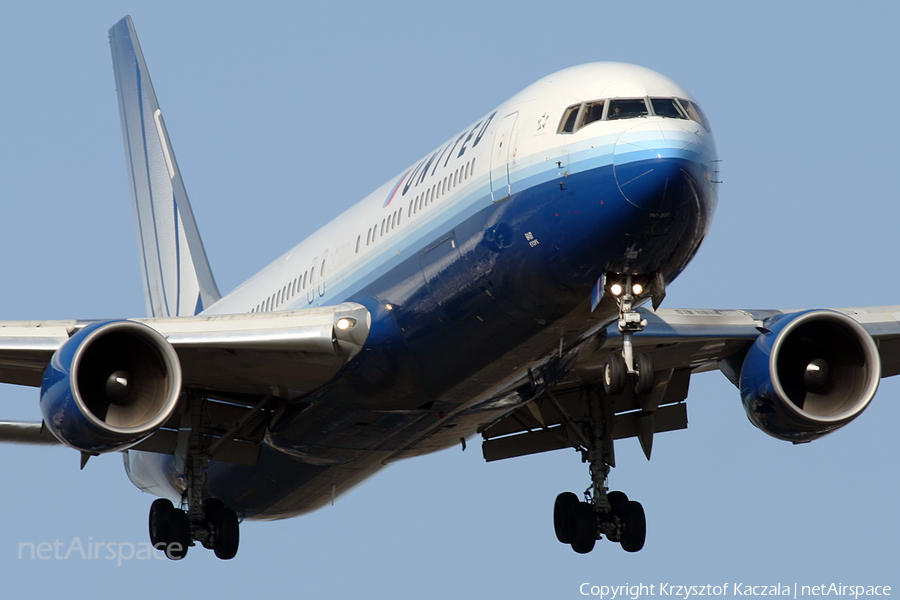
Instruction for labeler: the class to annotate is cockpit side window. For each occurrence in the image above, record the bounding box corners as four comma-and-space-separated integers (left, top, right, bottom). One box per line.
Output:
607, 99, 648, 120
677, 98, 709, 130
558, 104, 581, 134
650, 98, 687, 119
578, 100, 605, 129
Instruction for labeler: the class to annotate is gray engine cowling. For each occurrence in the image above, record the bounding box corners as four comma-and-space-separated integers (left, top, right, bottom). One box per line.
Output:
738, 310, 880, 443
40, 320, 182, 454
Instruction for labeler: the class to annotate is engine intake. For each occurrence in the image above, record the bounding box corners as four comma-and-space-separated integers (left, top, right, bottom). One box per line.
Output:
738, 310, 880, 443
40, 320, 182, 453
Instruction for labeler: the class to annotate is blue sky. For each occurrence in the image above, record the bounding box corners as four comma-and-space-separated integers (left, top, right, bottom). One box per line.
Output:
0, 1, 897, 597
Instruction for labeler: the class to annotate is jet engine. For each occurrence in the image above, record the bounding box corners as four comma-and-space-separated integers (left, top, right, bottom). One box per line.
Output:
738, 310, 880, 443
40, 320, 182, 454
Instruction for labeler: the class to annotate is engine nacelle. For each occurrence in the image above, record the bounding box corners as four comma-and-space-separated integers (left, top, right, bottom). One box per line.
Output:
738, 310, 880, 443
40, 320, 182, 454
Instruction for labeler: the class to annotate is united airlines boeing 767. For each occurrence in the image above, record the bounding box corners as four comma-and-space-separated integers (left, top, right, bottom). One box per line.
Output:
1, 15, 896, 560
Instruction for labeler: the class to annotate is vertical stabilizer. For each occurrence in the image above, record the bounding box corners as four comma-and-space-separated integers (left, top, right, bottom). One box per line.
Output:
109, 16, 221, 317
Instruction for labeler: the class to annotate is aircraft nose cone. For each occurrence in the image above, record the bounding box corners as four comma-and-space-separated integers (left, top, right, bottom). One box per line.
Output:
613, 121, 701, 212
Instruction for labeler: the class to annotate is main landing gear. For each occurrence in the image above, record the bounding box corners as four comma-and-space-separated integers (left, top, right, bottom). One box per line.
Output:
554, 489, 645, 553
551, 385, 647, 554
148, 394, 242, 560
149, 497, 240, 560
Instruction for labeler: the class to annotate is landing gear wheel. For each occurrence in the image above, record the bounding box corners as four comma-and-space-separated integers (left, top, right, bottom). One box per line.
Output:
607, 490, 629, 517
633, 353, 655, 394
602, 354, 626, 395
570, 503, 597, 554
620, 500, 646, 553
210, 504, 240, 560
553, 492, 579, 544
165, 508, 191, 560
148, 498, 172, 548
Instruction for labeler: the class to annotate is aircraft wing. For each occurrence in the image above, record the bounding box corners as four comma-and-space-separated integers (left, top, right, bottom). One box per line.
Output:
0, 303, 369, 465
479, 304, 900, 464
0, 302, 369, 393
575, 305, 900, 379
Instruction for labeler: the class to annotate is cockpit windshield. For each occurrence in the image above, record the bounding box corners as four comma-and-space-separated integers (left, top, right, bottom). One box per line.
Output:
579, 101, 605, 128
678, 98, 709, 130
607, 99, 648, 120
558, 104, 580, 133
558, 96, 709, 133
650, 98, 687, 119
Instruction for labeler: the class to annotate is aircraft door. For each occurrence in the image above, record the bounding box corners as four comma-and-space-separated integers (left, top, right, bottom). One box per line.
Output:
489, 112, 518, 203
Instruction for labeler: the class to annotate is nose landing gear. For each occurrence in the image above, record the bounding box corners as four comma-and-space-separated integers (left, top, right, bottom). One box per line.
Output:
598, 272, 664, 397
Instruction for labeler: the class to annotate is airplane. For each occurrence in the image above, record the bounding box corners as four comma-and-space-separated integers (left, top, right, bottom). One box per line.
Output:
1, 14, 896, 561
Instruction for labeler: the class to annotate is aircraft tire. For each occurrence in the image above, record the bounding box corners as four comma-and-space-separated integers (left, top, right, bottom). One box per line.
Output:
553, 492, 579, 544
633, 353, 654, 394
620, 500, 646, 553
149, 498, 173, 548
607, 490, 629, 517
165, 508, 191, 560
602, 355, 626, 395
211, 505, 240, 560
570, 503, 597, 554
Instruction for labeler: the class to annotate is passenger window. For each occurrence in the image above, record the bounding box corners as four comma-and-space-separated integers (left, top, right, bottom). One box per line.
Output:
678, 99, 709, 130
607, 99, 648, 120
578, 101, 605, 128
558, 104, 581, 133
650, 98, 687, 119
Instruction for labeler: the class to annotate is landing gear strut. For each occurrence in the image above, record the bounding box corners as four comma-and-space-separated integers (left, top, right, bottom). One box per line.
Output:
601, 274, 655, 396
552, 272, 664, 553
552, 387, 646, 554
148, 394, 242, 560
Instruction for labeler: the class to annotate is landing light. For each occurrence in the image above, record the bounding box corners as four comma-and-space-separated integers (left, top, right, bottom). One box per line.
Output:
610, 283, 623, 296
336, 318, 356, 331
632, 283, 643, 295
